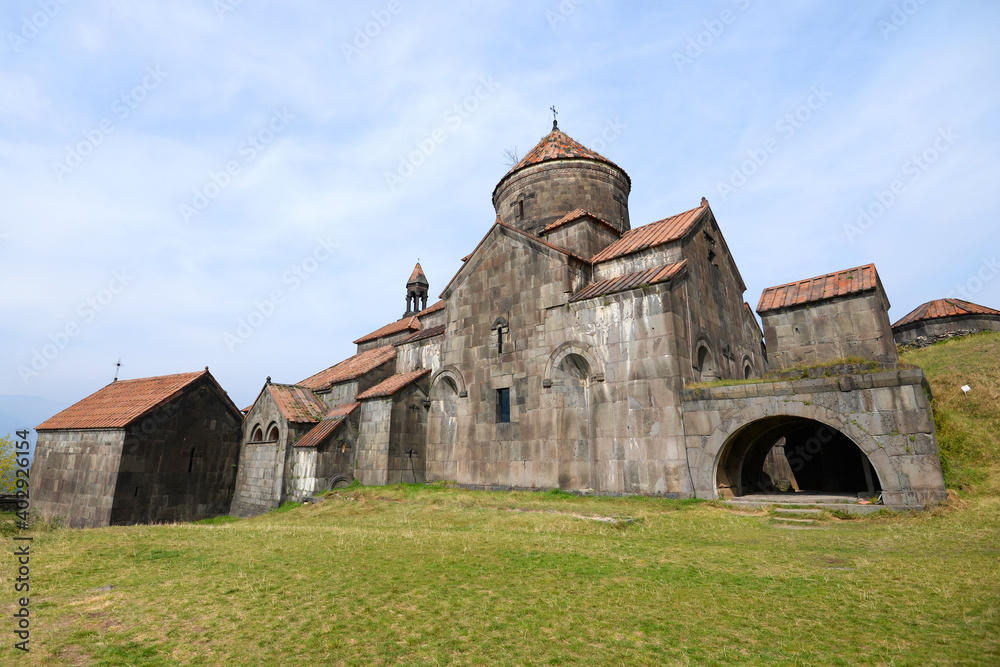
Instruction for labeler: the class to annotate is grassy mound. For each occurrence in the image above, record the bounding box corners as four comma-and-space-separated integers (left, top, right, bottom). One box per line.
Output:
901, 331, 1000, 496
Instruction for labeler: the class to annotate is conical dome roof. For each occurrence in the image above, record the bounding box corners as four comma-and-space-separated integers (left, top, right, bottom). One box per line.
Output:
504, 125, 622, 177
407, 262, 428, 287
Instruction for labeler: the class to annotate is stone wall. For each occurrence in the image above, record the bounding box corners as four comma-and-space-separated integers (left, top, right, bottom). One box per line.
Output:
894, 315, 1000, 347
288, 419, 357, 500
681, 368, 946, 508
493, 160, 631, 236
395, 336, 443, 375
111, 381, 241, 524
761, 292, 898, 369
543, 217, 620, 259
355, 397, 392, 485
30, 429, 124, 528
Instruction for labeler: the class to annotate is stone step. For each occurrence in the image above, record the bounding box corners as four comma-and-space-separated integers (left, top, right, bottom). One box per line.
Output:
726, 500, 885, 515
773, 517, 817, 524
774, 508, 822, 515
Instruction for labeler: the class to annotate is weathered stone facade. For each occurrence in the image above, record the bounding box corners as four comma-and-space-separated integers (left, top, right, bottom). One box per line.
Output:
228, 122, 947, 512
32, 371, 242, 528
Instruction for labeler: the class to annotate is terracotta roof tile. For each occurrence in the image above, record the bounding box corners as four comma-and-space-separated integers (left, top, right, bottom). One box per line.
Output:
407, 262, 428, 286
356, 369, 431, 400
294, 402, 359, 448
417, 300, 445, 317
590, 201, 708, 263
542, 208, 621, 236
298, 346, 397, 390
757, 264, 878, 314
499, 127, 626, 185
892, 298, 1000, 329
353, 317, 421, 345
397, 324, 446, 345
570, 261, 688, 303
267, 384, 328, 423
37, 371, 208, 431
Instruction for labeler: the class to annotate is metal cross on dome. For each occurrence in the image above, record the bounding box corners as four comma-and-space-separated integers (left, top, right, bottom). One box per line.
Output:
550, 105, 558, 130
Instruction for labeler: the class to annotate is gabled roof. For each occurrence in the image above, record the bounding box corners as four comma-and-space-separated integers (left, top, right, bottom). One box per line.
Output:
892, 298, 1000, 329
294, 402, 359, 448
591, 201, 708, 263
496, 127, 628, 196
408, 262, 428, 287
570, 261, 687, 303
757, 264, 880, 314
353, 316, 421, 345
298, 346, 397, 390
266, 384, 328, 423
417, 300, 445, 317
397, 324, 446, 345
37, 370, 228, 431
356, 369, 432, 400
441, 221, 589, 299
542, 208, 621, 236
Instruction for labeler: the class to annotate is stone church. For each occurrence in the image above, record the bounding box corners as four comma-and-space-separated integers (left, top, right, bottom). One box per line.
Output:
231, 120, 947, 514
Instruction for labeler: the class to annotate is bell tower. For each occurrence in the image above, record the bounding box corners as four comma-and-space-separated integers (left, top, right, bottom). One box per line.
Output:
404, 262, 429, 316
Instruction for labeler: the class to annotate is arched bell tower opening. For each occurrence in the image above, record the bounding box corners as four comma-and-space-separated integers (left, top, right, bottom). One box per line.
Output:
715, 416, 881, 499
404, 262, 429, 317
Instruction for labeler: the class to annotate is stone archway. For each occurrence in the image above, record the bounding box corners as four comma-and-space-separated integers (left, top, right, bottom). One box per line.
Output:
715, 416, 881, 499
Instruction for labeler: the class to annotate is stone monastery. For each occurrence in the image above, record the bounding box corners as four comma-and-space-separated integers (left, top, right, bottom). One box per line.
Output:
34, 120, 963, 527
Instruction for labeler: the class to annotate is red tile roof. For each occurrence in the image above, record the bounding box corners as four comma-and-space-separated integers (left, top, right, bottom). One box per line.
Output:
356, 369, 432, 400
498, 127, 626, 186
892, 298, 1000, 329
590, 201, 708, 263
267, 384, 328, 423
570, 261, 688, 303
397, 324, 446, 345
298, 346, 397, 390
417, 300, 445, 317
294, 402, 359, 448
37, 370, 208, 431
542, 208, 621, 236
408, 262, 428, 286
757, 264, 879, 314
353, 316, 421, 345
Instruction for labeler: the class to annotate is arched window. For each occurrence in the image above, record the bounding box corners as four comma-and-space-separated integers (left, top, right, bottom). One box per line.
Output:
250, 425, 264, 442
266, 423, 279, 442
742, 356, 754, 380
695, 340, 717, 382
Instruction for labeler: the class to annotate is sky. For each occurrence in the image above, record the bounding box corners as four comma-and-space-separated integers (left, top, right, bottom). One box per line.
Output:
3, 0, 999, 451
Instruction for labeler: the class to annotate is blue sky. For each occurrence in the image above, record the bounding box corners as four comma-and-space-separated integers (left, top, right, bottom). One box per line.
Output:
3, 0, 999, 445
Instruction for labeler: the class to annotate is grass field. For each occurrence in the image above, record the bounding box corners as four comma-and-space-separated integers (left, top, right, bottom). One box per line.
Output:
4, 333, 1000, 666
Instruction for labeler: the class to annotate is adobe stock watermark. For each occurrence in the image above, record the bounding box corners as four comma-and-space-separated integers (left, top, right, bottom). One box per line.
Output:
52, 65, 167, 183
673, 0, 752, 73
179, 107, 294, 223
546, 0, 586, 30
341, 0, 404, 62
878, 0, 932, 40
6, 0, 72, 54
224, 236, 337, 352
213, 0, 245, 21
384, 75, 500, 193
843, 127, 958, 244
716, 85, 833, 201
17, 269, 133, 384
946, 255, 1000, 301
587, 117, 627, 154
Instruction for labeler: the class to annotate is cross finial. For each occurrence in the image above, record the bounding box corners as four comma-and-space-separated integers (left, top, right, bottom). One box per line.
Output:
550, 105, 558, 130
113, 357, 121, 382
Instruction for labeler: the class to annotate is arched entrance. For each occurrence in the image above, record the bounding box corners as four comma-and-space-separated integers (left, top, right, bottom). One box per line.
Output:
715, 416, 880, 499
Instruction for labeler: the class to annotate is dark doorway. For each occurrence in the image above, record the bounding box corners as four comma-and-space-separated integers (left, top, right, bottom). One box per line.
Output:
716, 416, 880, 498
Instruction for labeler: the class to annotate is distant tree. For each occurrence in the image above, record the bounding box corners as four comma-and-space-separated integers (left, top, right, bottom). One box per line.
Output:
0, 435, 17, 494
502, 146, 521, 168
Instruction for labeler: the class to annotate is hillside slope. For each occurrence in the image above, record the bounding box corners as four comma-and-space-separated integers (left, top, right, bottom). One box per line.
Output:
901, 331, 1000, 496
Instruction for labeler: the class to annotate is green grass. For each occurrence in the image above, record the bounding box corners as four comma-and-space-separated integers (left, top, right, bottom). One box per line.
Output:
901, 331, 1000, 496
4, 335, 1000, 665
